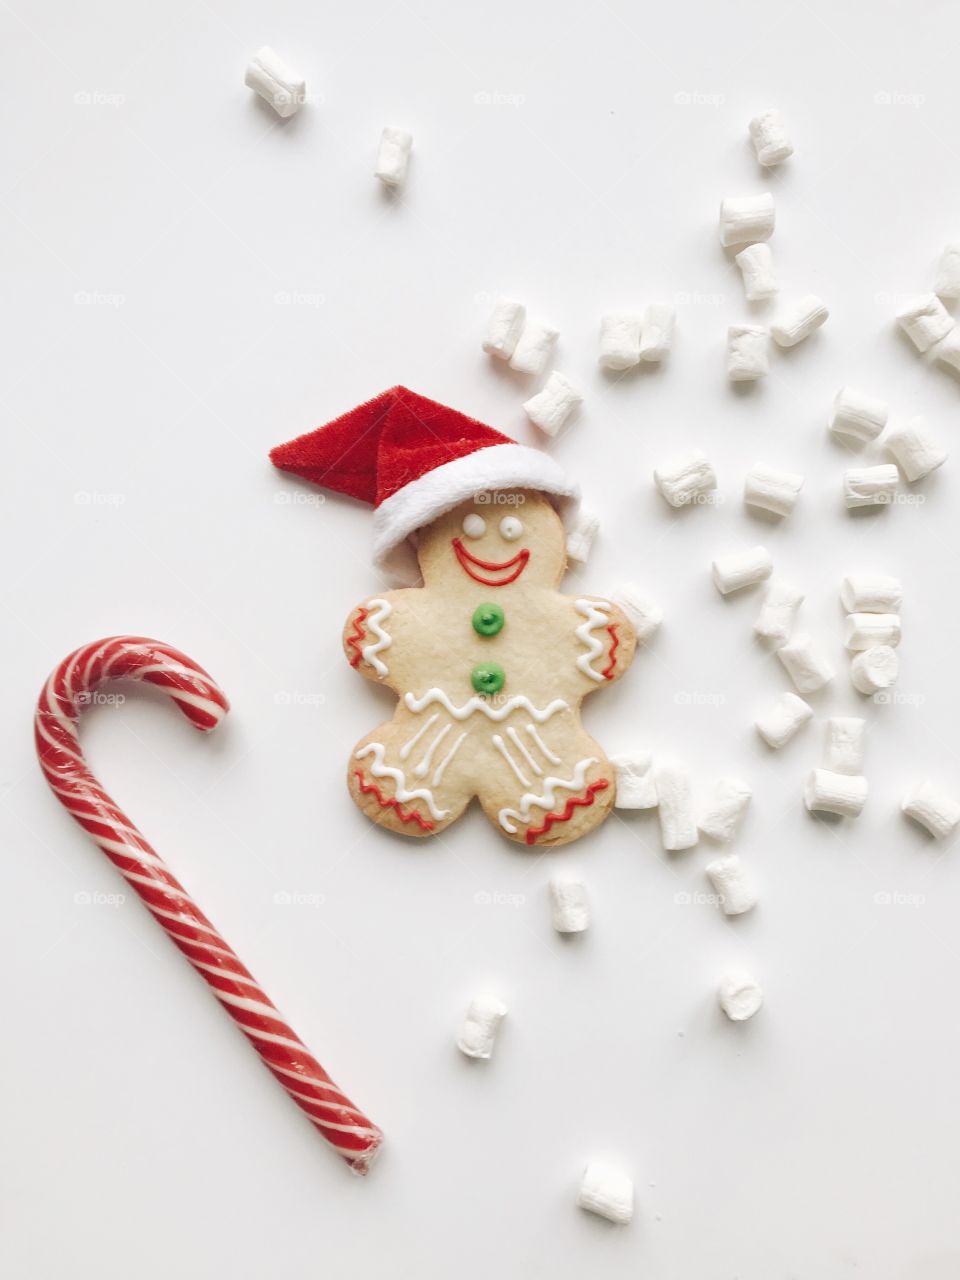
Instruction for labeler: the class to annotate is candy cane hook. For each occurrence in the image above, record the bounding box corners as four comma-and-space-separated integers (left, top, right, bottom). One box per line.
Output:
35, 636, 383, 1175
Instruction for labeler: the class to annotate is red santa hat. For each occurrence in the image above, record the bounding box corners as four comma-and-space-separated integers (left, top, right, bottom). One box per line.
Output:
270, 386, 580, 578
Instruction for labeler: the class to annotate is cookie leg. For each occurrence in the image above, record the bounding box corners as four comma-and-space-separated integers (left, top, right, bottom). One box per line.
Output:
349, 725, 467, 839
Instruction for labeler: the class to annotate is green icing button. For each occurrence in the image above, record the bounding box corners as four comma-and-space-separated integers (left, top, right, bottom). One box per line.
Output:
471, 663, 505, 696
472, 603, 505, 637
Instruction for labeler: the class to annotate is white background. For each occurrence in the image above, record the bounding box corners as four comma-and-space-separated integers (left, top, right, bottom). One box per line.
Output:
2, 1, 959, 1276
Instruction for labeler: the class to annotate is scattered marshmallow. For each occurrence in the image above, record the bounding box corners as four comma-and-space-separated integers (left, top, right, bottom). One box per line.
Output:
719, 193, 775, 247
509, 319, 559, 375
482, 299, 526, 360
598, 312, 642, 371
850, 645, 899, 695
713, 545, 773, 595
718, 972, 764, 1021
565, 507, 600, 564
609, 584, 663, 642
612, 750, 658, 809
828, 387, 888, 445
244, 46, 306, 118
744, 464, 803, 517
734, 243, 778, 302
748, 109, 794, 166
728, 325, 770, 381
753, 579, 804, 642
655, 761, 698, 851
577, 1161, 634, 1225
374, 127, 412, 187
897, 294, 955, 352
935, 242, 960, 300
639, 304, 676, 362
843, 613, 901, 651
705, 854, 758, 915
902, 782, 960, 839
653, 449, 717, 508
776, 633, 834, 694
523, 371, 583, 437
772, 295, 829, 347
935, 330, 960, 374
550, 876, 590, 933
840, 574, 903, 614
804, 769, 868, 818
456, 995, 507, 1060
756, 692, 813, 748
843, 464, 899, 509
824, 717, 866, 775
698, 777, 752, 843
884, 417, 947, 482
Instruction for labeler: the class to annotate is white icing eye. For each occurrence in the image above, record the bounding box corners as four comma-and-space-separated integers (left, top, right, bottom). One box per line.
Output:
499, 516, 523, 541
462, 514, 486, 539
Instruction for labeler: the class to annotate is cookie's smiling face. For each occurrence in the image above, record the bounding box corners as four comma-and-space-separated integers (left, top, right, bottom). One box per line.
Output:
416, 489, 567, 588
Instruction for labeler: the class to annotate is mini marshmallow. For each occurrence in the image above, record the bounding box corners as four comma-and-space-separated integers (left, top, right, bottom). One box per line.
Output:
748, 109, 794, 166
550, 876, 590, 933
843, 464, 899, 509
744, 464, 804, 517
735, 243, 778, 302
565, 507, 600, 564
483, 298, 526, 359
840, 574, 903, 614
655, 761, 698, 851
611, 751, 658, 809
935, 242, 960, 300
829, 387, 888, 444
705, 854, 758, 915
244, 46, 306, 118
456, 995, 507, 1060
850, 645, 899, 695
374, 127, 412, 187
639, 304, 676, 362
804, 769, 868, 818
902, 781, 960, 839
523, 371, 583, 437
755, 692, 813, 748
772, 295, 829, 347
753, 580, 804, 642
843, 613, 901, 651
609, 584, 663, 642
598, 312, 642, 371
776, 633, 834, 693
897, 294, 955, 352
884, 417, 947, 482
654, 449, 717, 508
728, 325, 770, 381
698, 777, 752, 843
713, 545, 773, 594
935, 330, 960, 374
718, 972, 764, 1021
509, 319, 559, 375
824, 717, 866, 775
577, 1161, 634, 1225
719, 193, 775, 247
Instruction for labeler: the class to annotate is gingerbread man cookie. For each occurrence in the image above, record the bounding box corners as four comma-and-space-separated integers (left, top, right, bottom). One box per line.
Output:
271, 387, 636, 847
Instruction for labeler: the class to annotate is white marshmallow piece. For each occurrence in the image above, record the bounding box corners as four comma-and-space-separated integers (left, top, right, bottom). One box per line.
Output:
728, 325, 770, 381
935, 242, 960, 300
719, 193, 775, 248
598, 312, 642, 371
897, 293, 955, 352
245, 46, 306, 118
734, 243, 778, 302
804, 769, 868, 818
748, 109, 794, 166
753, 579, 804, 643
611, 751, 658, 809
609, 583, 663, 642
902, 781, 960, 839
772, 295, 829, 347
523, 371, 583, 437
840, 574, 903, 614
843, 613, 901, 651
655, 761, 698, 851
483, 298, 526, 360
850, 645, 900, 695
843, 464, 899, 509
550, 876, 590, 933
565, 507, 600, 564
509, 319, 559, 375
699, 777, 752, 843
374, 127, 412, 187
824, 717, 866, 775
776, 633, 834, 693
654, 449, 717, 508
744, 464, 804, 517
456, 995, 507, 1060
829, 387, 888, 445
718, 972, 764, 1021
756, 692, 813, 748
713, 545, 773, 595
935, 330, 960, 374
577, 1162, 634, 1225
884, 417, 947, 482
639, 304, 676, 362
705, 854, 758, 916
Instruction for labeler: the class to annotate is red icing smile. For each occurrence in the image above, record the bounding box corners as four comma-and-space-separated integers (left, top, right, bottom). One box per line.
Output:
452, 537, 530, 586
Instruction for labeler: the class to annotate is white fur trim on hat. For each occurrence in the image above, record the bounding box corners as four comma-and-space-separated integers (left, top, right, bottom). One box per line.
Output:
373, 442, 580, 582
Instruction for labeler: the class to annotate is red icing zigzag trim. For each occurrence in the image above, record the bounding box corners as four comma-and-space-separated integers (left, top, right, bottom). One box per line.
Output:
525, 778, 609, 845
602, 624, 619, 680
346, 608, 369, 668
354, 770, 435, 831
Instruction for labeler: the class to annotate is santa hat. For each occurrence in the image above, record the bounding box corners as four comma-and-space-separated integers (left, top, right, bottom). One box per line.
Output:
270, 386, 580, 579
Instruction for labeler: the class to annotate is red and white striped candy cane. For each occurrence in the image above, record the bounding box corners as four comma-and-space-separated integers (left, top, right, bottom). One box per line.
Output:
35, 636, 383, 1175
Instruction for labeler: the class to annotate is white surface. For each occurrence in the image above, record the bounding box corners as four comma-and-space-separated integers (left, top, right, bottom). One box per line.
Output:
2, 2, 960, 1277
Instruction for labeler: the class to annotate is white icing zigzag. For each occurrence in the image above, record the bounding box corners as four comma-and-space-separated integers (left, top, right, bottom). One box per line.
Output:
362, 598, 393, 676
498, 757, 598, 833
354, 742, 449, 819
574, 599, 612, 683
404, 689, 568, 723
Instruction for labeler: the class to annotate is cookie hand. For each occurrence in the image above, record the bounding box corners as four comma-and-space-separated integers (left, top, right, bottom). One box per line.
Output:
343, 596, 396, 681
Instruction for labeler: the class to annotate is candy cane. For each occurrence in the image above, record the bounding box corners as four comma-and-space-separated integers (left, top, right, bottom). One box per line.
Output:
35, 636, 383, 1175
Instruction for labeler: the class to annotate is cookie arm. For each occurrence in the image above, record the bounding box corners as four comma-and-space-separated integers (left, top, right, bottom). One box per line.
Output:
343, 592, 404, 685
598, 600, 636, 683
569, 596, 637, 688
